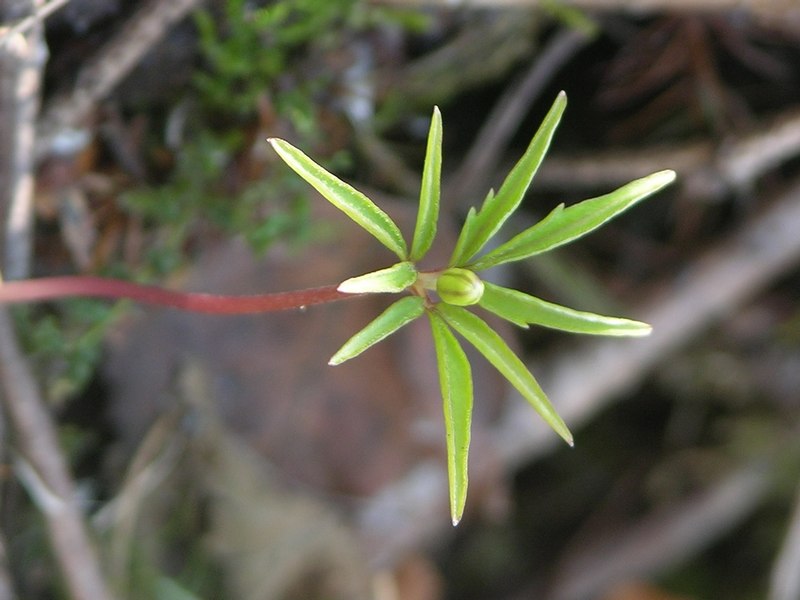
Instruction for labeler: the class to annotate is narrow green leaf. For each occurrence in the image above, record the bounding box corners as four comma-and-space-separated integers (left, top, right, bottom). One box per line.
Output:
269, 138, 408, 259
437, 304, 573, 446
449, 204, 480, 268
329, 296, 425, 365
410, 106, 442, 261
338, 262, 417, 294
450, 92, 567, 266
428, 311, 473, 526
471, 170, 677, 270
479, 282, 651, 336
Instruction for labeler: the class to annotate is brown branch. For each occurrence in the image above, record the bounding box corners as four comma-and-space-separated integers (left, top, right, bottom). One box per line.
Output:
34, 0, 201, 161
545, 464, 770, 599
369, 0, 800, 26
447, 27, 593, 207
534, 105, 800, 198
0, 0, 70, 46
0, 308, 113, 600
0, 530, 15, 600
0, 0, 46, 279
0, 2, 114, 597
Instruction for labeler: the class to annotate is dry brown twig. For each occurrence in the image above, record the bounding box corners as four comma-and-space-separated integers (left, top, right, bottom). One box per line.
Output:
1, 0, 202, 597
34, 0, 201, 162
1, 18, 110, 600
0, 0, 70, 46
535, 104, 800, 198
0, 1, 47, 279
545, 463, 770, 599
0, 308, 113, 600
447, 27, 593, 206
370, 0, 800, 27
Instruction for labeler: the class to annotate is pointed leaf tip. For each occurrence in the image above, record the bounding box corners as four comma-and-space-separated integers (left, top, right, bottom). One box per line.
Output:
410, 105, 443, 261
449, 92, 566, 266
479, 282, 653, 337
269, 137, 408, 259
428, 311, 473, 529
472, 168, 678, 270
329, 296, 425, 365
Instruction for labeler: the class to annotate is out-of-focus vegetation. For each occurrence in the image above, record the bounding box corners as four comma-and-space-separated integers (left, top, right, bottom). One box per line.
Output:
4, 0, 800, 599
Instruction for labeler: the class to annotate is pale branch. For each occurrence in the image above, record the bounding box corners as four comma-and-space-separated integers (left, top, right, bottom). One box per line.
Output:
546, 464, 770, 600
0, 0, 46, 279
369, 0, 800, 27
34, 0, 201, 162
0, 309, 113, 600
769, 483, 800, 600
0, 0, 70, 46
534, 105, 800, 198
1, 2, 124, 597
448, 27, 592, 206
0, 382, 14, 600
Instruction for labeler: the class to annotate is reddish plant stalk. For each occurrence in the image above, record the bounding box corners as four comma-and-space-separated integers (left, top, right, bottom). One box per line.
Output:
0, 276, 355, 313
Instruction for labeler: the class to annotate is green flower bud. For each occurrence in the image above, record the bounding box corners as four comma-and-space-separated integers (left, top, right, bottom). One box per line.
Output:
436, 268, 485, 306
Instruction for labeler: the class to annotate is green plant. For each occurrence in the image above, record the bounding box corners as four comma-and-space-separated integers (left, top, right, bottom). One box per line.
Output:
268, 91, 674, 523
19, 0, 366, 401
0, 92, 675, 524
126, 0, 362, 268
12, 300, 123, 402
194, 0, 355, 119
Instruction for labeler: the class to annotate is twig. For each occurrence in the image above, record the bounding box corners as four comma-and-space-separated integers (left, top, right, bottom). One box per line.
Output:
0, 308, 113, 600
92, 410, 185, 587
369, 0, 800, 24
535, 105, 800, 198
545, 463, 770, 600
717, 106, 800, 190
769, 483, 800, 600
357, 176, 800, 564
0, 0, 47, 279
0, 0, 70, 47
0, 533, 15, 600
35, 0, 201, 161
1, 4, 111, 595
0, 461, 16, 600
534, 141, 714, 191
448, 27, 593, 206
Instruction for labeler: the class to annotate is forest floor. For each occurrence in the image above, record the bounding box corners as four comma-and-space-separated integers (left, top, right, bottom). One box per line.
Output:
2, 1, 800, 599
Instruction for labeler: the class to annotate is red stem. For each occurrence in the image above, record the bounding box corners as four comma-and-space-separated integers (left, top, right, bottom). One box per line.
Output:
0, 276, 356, 314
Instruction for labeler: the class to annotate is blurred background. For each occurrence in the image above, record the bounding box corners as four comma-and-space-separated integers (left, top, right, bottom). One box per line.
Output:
2, 0, 800, 598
